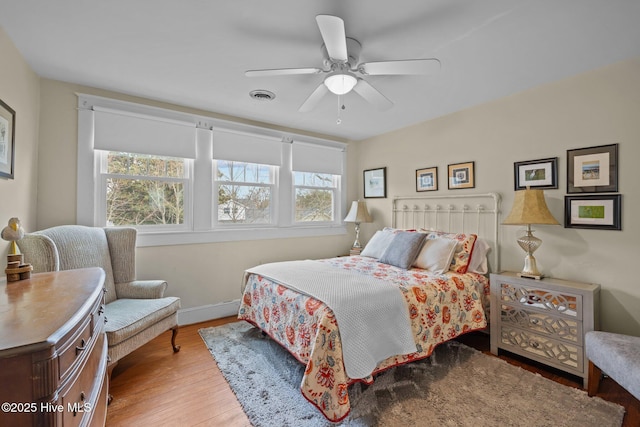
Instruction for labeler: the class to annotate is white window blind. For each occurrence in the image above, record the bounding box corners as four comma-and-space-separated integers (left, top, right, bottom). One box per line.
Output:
212, 130, 282, 166
292, 142, 343, 175
93, 107, 197, 159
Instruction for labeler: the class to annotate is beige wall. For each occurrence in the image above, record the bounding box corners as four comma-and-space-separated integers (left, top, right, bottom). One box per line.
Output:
36, 79, 357, 314
0, 28, 40, 256
354, 57, 640, 335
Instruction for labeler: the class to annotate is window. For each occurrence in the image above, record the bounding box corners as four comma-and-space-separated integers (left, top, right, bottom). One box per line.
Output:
101, 151, 189, 228
215, 160, 275, 225
76, 94, 347, 246
294, 171, 338, 222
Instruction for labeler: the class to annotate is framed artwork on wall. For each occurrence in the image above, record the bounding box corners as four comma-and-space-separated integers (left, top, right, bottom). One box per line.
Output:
564, 194, 621, 230
514, 157, 558, 190
447, 161, 475, 190
363, 167, 387, 198
567, 144, 618, 193
0, 99, 16, 180
416, 167, 437, 192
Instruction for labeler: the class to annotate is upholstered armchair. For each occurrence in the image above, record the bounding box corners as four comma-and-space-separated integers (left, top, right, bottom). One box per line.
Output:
17, 225, 181, 370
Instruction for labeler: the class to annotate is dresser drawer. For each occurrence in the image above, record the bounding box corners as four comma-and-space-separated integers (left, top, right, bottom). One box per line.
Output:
61, 332, 107, 427
498, 282, 583, 320
500, 305, 582, 345
500, 325, 583, 374
58, 298, 104, 381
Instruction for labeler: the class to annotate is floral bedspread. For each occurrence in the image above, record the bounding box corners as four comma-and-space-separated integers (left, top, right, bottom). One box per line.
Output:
237, 255, 490, 422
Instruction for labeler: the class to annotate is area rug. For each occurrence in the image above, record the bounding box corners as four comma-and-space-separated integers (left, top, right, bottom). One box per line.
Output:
199, 321, 625, 427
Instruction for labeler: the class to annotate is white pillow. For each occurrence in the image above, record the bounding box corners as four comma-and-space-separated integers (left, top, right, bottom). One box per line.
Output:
468, 238, 491, 274
413, 237, 458, 274
360, 229, 396, 258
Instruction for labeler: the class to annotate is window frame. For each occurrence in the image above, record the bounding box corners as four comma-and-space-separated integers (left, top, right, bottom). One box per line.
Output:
97, 151, 192, 232
77, 94, 348, 247
292, 171, 340, 225
213, 160, 277, 227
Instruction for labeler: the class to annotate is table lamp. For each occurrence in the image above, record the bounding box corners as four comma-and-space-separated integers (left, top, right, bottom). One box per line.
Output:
502, 188, 559, 279
344, 200, 372, 254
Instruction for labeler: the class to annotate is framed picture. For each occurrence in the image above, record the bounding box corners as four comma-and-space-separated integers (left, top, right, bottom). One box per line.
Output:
514, 157, 558, 190
567, 144, 618, 193
416, 167, 437, 192
363, 167, 386, 198
0, 99, 16, 180
447, 161, 475, 190
564, 194, 621, 230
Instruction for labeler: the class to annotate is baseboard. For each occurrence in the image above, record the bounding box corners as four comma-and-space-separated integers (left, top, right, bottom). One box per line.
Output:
177, 299, 241, 326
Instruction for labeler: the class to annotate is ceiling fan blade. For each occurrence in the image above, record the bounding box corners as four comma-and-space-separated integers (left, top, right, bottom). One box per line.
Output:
353, 79, 393, 111
298, 83, 329, 113
316, 15, 348, 62
359, 59, 441, 75
245, 67, 323, 77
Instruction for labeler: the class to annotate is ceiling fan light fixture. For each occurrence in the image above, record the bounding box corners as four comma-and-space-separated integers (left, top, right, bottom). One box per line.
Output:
324, 71, 357, 95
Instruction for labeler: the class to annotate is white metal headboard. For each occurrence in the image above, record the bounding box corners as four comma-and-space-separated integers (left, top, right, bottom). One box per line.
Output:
392, 192, 501, 272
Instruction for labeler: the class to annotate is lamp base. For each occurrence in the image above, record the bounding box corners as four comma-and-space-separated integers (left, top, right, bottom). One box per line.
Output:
518, 254, 543, 280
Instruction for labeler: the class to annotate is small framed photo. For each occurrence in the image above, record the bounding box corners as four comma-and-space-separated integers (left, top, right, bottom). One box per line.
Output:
567, 144, 618, 193
447, 161, 475, 190
514, 157, 558, 190
416, 167, 437, 192
564, 194, 621, 230
363, 167, 387, 198
0, 99, 16, 180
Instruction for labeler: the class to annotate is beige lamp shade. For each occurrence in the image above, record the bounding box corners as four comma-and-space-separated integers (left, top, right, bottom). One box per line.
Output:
502, 189, 559, 225
344, 201, 373, 223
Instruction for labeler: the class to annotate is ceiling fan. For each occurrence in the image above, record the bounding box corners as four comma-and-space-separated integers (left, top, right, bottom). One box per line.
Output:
245, 15, 441, 113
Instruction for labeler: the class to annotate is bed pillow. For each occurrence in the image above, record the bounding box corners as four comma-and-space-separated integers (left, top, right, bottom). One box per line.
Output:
379, 231, 426, 269
360, 229, 396, 259
413, 237, 458, 274
468, 238, 491, 274
425, 231, 477, 274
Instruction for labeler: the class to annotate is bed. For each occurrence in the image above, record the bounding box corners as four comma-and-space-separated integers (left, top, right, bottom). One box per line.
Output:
238, 193, 501, 422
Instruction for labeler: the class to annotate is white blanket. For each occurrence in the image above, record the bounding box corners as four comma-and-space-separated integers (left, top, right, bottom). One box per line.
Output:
245, 260, 416, 379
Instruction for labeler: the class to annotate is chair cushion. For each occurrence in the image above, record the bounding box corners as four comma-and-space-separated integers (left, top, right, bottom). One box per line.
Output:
104, 297, 181, 346
585, 331, 640, 400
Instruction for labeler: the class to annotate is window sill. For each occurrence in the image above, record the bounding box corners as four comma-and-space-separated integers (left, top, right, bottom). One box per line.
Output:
136, 225, 348, 247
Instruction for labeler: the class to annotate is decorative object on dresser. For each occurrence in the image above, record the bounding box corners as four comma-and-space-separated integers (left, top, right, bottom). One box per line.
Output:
567, 143, 618, 193
363, 167, 386, 198
1, 217, 32, 282
502, 188, 559, 279
490, 271, 600, 388
0, 268, 108, 427
17, 225, 181, 379
343, 200, 372, 255
586, 331, 640, 402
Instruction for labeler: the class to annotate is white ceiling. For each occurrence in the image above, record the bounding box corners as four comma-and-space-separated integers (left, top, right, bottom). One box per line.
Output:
1, 0, 639, 141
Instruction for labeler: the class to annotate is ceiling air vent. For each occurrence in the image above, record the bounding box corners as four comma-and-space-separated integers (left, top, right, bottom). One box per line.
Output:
249, 90, 276, 101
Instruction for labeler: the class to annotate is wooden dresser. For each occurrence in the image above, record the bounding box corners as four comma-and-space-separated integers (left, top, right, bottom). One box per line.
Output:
0, 267, 108, 427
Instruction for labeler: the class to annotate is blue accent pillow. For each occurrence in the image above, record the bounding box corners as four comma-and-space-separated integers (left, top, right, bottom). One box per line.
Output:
379, 231, 426, 269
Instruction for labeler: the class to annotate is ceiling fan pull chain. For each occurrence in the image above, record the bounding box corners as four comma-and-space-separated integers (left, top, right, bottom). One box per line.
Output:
336, 94, 342, 124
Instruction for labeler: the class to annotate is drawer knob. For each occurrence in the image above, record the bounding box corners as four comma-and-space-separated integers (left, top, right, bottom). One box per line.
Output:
98, 304, 105, 315
75, 338, 87, 355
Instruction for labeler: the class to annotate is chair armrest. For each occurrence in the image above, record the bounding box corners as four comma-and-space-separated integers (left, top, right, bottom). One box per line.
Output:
115, 280, 168, 299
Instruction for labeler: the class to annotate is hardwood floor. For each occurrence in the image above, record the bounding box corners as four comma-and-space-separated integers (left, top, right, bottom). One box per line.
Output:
106, 317, 639, 426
